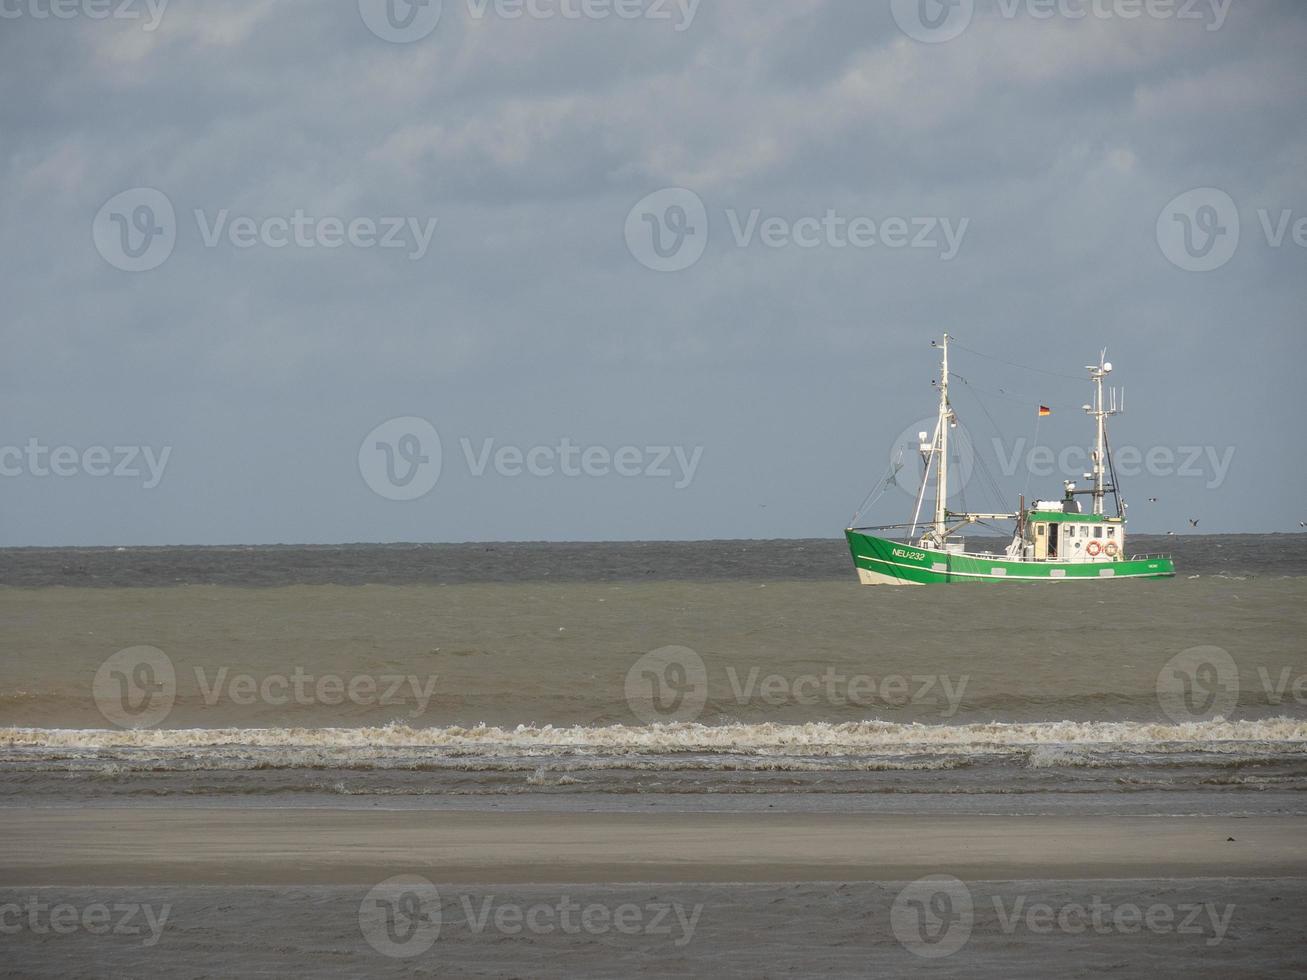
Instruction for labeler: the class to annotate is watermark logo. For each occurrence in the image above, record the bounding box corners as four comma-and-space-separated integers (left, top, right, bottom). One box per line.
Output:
359, 0, 443, 42
624, 646, 969, 722
891, 0, 974, 43
467, 0, 700, 29
991, 894, 1234, 945
92, 646, 176, 729
359, 417, 443, 501
1158, 186, 1307, 273
1158, 188, 1307, 272
193, 668, 438, 716
886, 416, 1239, 496
1157, 646, 1239, 723
360, 0, 699, 40
992, 440, 1237, 491
1156, 187, 1241, 272
459, 894, 702, 944
0, 0, 169, 30
0, 897, 171, 947
94, 190, 439, 271
891, 875, 974, 958
92, 188, 176, 273
460, 438, 702, 488
624, 645, 708, 724
625, 187, 709, 273
358, 879, 702, 956
892, 0, 1231, 42
725, 668, 968, 717
192, 210, 438, 259
359, 875, 443, 959
626, 188, 969, 272
886, 417, 977, 502
0, 441, 172, 488
1259, 666, 1307, 708
359, 418, 704, 500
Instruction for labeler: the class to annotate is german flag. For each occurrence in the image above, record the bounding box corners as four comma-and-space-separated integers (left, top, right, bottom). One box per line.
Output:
1038, 405, 1051, 417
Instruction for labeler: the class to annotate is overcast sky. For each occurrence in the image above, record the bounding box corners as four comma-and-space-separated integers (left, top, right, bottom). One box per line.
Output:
1, 0, 1303, 545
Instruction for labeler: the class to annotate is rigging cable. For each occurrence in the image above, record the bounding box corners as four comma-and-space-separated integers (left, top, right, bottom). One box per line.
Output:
951, 340, 1086, 382
849, 449, 904, 527
947, 374, 1022, 513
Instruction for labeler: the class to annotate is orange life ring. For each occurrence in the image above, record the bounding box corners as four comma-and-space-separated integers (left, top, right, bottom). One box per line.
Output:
1086, 541, 1102, 556
1104, 542, 1119, 557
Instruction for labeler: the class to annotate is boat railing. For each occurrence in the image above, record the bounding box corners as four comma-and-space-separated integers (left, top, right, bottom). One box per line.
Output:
1129, 553, 1172, 561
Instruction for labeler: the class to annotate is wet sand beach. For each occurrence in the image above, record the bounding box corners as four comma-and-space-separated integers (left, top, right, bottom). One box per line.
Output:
4, 809, 1305, 885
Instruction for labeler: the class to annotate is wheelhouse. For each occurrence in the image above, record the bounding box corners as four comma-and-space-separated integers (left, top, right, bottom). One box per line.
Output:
1027, 509, 1125, 561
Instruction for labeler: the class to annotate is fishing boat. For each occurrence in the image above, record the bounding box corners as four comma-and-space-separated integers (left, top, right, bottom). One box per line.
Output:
845, 335, 1175, 584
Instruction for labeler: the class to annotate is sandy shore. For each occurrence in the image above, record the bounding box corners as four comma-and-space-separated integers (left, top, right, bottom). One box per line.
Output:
7, 805, 1304, 973
3, 879, 1305, 978
4, 808, 1302, 885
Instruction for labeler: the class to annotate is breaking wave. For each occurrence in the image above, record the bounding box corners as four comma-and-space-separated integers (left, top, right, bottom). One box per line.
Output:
4, 718, 1305, 758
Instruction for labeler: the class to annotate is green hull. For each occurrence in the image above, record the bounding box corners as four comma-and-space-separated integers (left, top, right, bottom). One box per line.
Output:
845, 529, 1174, 585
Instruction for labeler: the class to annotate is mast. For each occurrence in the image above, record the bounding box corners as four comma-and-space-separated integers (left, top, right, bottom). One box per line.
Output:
934, 334, 950, 538
1086, 350, 1116, 516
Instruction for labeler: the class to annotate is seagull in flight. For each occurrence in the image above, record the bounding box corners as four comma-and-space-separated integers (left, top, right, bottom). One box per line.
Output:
1147, 497, 1159, 503
1189, 519, 1200, 528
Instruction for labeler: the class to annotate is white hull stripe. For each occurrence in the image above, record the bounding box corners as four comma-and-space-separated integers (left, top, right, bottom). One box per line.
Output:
856, 554, 1167, 581
847, 537, 1151, 566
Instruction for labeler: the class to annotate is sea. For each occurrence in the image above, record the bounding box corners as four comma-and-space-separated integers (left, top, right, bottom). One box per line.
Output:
3, 535, 1305, 813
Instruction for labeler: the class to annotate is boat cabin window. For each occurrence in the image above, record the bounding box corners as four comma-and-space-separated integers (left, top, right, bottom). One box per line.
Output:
1093, 526, 1103, 538
1036, 525, 1045, 536
1107, 526, 1117, 538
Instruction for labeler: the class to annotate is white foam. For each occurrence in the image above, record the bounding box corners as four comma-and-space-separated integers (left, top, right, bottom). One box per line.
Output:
3, 718, 1305, 757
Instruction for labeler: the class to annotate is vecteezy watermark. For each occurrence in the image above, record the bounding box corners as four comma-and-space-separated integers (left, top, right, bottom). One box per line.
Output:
989, 895, 1235, 947
0, 897, 171, 948
0, 0, 169, 30
885, 417, 977, 502
891, 877, 1235, 958
1157, 647, 1307, 723
890, 0, 974, 43
192, 667, 439, 717
359, 416, 704, 501
1257, 666, 1307, 709
991, 440, 1237, 490
723, 668, 969, 716
624, 187, 969, 272
623, 646, 969, 723
359, 876, 443, 959
93, 646, 176, 729
92, 647, 441, 729
1157, 646, 1239, 723
358, 875, 703, 959
92, 188, 439, 272
0, 440, 172, 488
358, 0, 444, 42
92, 188, 176, 272
883, 420, 1238, 500
359, 0, 699, 43
891, 0, 1231, 44
1157, 187, 1307, 272
465, 0, 700, 29
457, 894, 702, 946
359, 417, 443, 502
891, 875, 974, 958
625, 646, 709, 724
